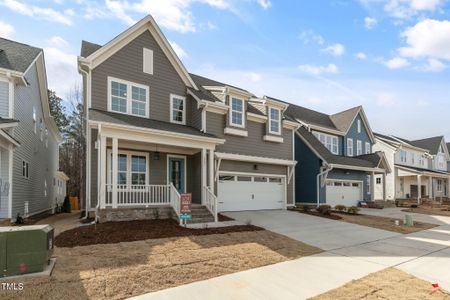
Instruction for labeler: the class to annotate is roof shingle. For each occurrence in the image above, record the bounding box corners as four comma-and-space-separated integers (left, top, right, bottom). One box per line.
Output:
0, 38, 41, 73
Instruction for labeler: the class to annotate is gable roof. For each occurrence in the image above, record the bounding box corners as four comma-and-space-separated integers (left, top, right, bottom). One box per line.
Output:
0, 38, 41, 73
78, 15, 197, 89
409, 136, 444, 155
330, 106, 361, 133
80, 40, 102, 58
297, 127, 388, 171
285, 103, 337, 130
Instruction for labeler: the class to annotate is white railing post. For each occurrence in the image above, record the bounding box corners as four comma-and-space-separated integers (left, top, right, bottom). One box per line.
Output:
112, 137, 118, 209
201, 148, 206, 205
209, 149, 214, 194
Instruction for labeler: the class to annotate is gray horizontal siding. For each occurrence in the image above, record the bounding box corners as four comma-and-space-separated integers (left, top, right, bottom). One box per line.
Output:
0, 147, 9, 218
0, 81, 9, 118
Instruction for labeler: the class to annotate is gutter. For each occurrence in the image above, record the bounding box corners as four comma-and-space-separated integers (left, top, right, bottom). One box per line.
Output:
317, 164, 333, 208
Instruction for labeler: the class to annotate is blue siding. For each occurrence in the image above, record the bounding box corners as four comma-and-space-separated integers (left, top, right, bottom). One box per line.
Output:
327, 169, 372, 201
343, 113, 372, 156
294, 134, 321, 203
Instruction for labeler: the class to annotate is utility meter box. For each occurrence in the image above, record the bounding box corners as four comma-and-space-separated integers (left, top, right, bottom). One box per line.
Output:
0, 225, 54, 277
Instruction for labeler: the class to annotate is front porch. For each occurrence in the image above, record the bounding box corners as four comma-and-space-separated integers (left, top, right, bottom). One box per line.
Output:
0, 130, 15, 220
89, 121, 224, 223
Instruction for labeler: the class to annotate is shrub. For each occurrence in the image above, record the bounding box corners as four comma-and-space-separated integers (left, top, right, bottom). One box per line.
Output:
15, 213, 24, 224
317, 204, 331, 215
62, 196, 71, 213
347, 206, 360, 215
334, 205, 347, 212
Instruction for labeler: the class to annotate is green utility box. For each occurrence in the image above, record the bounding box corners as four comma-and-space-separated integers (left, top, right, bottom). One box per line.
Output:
0, 225, 54, 277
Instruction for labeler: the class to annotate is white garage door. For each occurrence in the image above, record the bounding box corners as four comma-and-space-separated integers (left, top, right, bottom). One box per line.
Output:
326, 180, 362, 207
218, 174, 285, 212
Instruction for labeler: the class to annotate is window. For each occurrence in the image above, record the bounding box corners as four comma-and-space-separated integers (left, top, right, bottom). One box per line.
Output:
22, 161, 29, 179
269, 107, 281, 134
45, 129, 49, 148
108, 151, 148, 186
237, 176, 251, 182
269, 177, 283, 183
313, 131, 338, 154
376, 177, 381, 184
400, 150, 407, 163
32, 107, 37, 133
357, 140, 362, 156
39, 118, 43, 141
411, 153, 415, 165
357, 119, 361, 133
367, 175, 371, 194
365, 142, 371, 154
219, 175, 235, 181
254, 177, 268, 182
170, 94, 186, 124
117, 154, 127, 185
230, 97, 244, 127
143, 48, 154, 75
437, 179, 443, 192
109, 77, 149, 117
131, 156, 147, 185
347, 138, 354, 156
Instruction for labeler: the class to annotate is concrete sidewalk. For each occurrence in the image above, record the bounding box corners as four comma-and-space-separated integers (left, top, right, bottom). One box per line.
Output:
129, 211, 450, 300
360, 207, 450, 226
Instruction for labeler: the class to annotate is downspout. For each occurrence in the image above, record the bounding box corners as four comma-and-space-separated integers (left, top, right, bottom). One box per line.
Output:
317, 164, 333, 208
78, 64, 90, 219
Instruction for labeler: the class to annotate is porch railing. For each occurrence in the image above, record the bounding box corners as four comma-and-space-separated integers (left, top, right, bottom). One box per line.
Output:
105, 184, 171, 206
169, 183, 182, 225
204, 186, 218, 223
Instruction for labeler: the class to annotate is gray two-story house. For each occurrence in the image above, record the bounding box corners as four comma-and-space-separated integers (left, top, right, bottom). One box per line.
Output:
286, 105, 390, 207
78, 15, 299, 222
0, 38, 65, 222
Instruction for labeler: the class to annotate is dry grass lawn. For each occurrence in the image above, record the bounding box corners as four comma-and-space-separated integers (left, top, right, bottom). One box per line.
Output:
403, 207, 450, 217
337, 213, 437, 234
310, 268, 450, 300
0, 230, 321, 300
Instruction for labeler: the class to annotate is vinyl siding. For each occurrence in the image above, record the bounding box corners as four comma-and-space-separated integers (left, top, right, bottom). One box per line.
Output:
90, 31, 198, 126
344, 114, 372, 156
0, 81, 9, 118
206, 112, 293, 160
11, 64, 58, 217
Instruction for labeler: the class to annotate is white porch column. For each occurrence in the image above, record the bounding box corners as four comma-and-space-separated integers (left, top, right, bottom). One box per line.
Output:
371, 172, 375, 201
201, 148, 206, 204
429, 177, 433, 199
417, 175, 422, 204
112, 137, 118, 209
100, 135, 107, 209
208, 149, 214, 194
8, 144, 13, 219
382, 172, 387, 201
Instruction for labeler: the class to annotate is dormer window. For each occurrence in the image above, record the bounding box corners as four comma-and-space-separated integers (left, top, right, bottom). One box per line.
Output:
230, 97, 244, 127
269, 107, 281, 135
108, 77, 149, 117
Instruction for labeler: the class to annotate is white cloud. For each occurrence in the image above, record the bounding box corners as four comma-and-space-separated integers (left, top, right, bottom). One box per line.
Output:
376, 93, 396, 107
364, 16, 377, 29
298, 30, 325, 45
168, 40, 187, 59
298, 63, 339, 75
0, 20, 14, 38
355, 52, 367, 60
398, 19, 450, 61
48, 36, 69, 48
321, 43, 345, 56
43, 47, 79, 98
257, 0, 271, 9
384, 57, 411, 69
244, 72, 262, 82
384, 0, 444, 19
0, 0, 73, 25
421, 58, 446, 72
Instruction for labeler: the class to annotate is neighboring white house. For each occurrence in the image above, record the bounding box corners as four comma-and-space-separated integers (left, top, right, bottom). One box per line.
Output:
0, 38, 67, 221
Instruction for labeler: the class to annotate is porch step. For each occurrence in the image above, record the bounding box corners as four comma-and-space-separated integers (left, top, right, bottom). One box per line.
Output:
184, 205, 215, 224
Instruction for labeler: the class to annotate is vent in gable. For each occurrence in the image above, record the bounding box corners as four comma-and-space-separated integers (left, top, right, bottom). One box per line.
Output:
143, 48, 153, 75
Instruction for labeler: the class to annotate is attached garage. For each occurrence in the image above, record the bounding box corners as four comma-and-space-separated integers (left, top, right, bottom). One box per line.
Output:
325, 180, 362, 207
217, 173, 285, 212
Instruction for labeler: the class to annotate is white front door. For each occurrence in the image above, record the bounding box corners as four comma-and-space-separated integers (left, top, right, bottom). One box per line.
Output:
326, 180, 362, 207
217, 174, 285, 212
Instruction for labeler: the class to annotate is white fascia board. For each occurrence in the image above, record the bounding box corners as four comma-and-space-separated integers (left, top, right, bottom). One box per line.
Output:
0, 129, 19, 147
215, 152, 297, 166
0, 122, 19, 129
308, 123, 344, 136
329, 164, 386, 173
247, 112, 266, 123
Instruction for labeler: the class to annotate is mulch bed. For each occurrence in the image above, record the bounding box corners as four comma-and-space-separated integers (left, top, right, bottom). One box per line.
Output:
55, 219, 263, 248
218, 213, 235, 221
289, 208, 342, 220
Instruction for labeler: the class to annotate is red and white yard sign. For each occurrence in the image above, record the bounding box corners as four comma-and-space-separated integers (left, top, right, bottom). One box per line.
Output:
180, 193, 192, 214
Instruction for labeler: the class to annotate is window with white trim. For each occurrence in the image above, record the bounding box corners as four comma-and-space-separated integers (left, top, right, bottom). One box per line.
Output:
109, 77, 149, 117
347, 138, 354, 156
376, 177, 381, 184
437, 179, 443, 192
32, 107, 37, 134
367, 175, 371, 194
269, 107, 281, 134
45, 128, 49, 148
357, 119, 361, 133
108, 150, 149, 186
400, 150, 407, 163
39, 118, 44, 141
365, 142, 371, 154
230, 97, 244, 127
357, 140, 362, 156
22, 161, 29, 179
170, 94, 186, 124
312, 131, 338, 154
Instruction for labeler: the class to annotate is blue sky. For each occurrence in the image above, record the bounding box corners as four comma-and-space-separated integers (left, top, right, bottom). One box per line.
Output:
1, 0, 449, 140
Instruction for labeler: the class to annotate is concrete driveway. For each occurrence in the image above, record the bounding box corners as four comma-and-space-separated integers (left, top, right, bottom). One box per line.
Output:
225, 210, 400, 250
360, 207, 450, 225
131, 210, 450, 300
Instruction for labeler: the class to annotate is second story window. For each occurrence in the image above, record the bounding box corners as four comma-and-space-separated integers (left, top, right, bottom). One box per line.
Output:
32, 107, 37, 134
109, 77, 149, 117
357, 140, 362, 156
170, 94, 186, 125
230, 97, 244, 127
313, 132, 338, 154
22, 161, 29, 179
365, 142, 371, 154
400, 150, 407, 163
269, 107, 281, 135
357, 119, 361, 133
347, 138, 354, 156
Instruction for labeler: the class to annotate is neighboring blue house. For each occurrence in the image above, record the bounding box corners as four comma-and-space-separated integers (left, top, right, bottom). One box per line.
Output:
285, 105, 391, 207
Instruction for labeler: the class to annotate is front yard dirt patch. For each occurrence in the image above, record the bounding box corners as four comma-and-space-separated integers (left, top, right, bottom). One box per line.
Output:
336, 212, 438, 234
403, 207, 450, 217
218, 213, 234, 221
55, 219, 263, 247
310, 268, 450, 300
1, 230, 322, 300
289, 208, 342, 220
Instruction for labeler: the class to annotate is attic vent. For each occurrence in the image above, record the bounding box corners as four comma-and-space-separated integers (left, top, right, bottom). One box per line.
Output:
143, 48, 153, 75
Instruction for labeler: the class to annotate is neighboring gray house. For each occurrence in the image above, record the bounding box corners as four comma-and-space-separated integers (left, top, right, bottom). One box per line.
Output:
78, 15, 299, 222
0, 38, 65, 222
